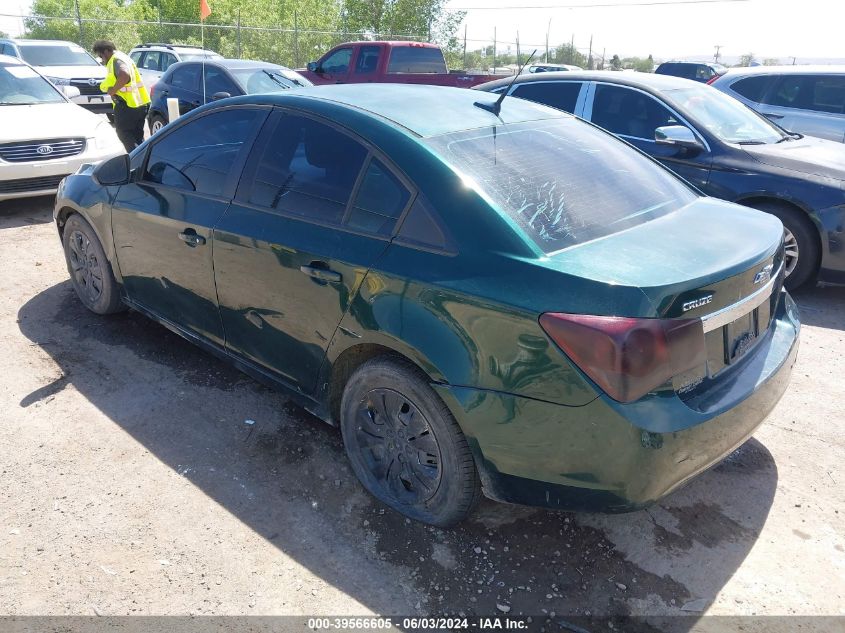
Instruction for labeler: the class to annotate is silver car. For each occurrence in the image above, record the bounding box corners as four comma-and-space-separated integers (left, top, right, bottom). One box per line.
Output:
711, 66, 845, 143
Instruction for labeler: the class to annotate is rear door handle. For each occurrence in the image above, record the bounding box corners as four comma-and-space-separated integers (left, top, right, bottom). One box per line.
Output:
178, 229, 206, 247
300, 265, 341, 283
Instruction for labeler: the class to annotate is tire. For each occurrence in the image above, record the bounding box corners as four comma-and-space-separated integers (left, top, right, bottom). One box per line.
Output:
149, 113, 166, 135
745, 201, 819, 291
62, 214, 125, 315
340, 356, 482, 527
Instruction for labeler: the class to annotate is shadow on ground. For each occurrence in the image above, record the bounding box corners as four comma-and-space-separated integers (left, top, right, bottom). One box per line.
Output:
18, 279, 782, 632
793, 283, 845, 330
0, 196, 55, 229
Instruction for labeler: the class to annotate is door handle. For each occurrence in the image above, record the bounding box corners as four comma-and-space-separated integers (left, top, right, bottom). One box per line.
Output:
300, 265, 341, 283
178, 230, 206, 247
764, 112, 784, 119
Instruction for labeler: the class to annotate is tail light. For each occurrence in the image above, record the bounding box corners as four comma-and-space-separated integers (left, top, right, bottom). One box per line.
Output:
149, 82, 156, 99
539, 313, 706, 403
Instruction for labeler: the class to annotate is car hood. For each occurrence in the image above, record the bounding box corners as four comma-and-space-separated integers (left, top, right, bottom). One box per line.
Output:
1, 103, 105, 141
741, 135, 845, 183
546, 197, 784, 317
35, 65, 106, 80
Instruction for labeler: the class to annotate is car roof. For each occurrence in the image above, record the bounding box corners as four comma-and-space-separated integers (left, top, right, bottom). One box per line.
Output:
6, 39, 78, 46
477, 70, 703, 93
333, 41, 440, 48
167, 58, 288, 71
221, 84, 568, 138
719, 65, 845, 77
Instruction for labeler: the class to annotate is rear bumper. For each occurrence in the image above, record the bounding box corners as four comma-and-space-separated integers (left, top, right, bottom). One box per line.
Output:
434, 290, 800, 512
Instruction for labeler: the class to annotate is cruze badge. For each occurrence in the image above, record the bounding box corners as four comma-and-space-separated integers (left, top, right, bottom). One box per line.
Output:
682, 294, 713, 312
754, 263, 774, 285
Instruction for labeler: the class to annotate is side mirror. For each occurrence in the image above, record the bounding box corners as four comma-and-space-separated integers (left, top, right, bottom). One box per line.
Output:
211, 91, 231, 101
61, 85, 81, 99
92, 153, 130, 186
655, 125, 704, 152
307, 61, 320, 73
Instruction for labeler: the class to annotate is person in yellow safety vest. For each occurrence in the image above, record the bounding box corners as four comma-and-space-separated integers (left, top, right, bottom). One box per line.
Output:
92, 40, 150, 152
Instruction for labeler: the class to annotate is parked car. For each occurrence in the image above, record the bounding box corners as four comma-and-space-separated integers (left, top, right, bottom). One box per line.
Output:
300, 41, 504, 87
523, 63, 582, 73
0, 38, 109, 113
655, 61, 727, 83
0, 54, 124, 201
54, 84, 799, 526
146, 59, 311, 133
710, 66, 845, 143
476, 71, 845, 289
129, 43, 222, 88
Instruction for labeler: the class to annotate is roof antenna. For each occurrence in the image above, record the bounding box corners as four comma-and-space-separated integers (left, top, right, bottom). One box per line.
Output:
474, 48, 537, 117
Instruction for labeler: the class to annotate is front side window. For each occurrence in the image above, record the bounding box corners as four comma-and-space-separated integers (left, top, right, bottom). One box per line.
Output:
511, 82, 582, 114
169, 64, 200, 91
248, 114, 367, 225
321, 48, 352, 74
767, 74, 845, 114
811, 76, 845, 114
0, 62, 64, 105
203, 66, 236, 95
144, 108, 261, 196
141, 51, 161, 71
426, 118, 696, 253
591, 84, 679, 139
730, 75, 773, 103
19, 44, 99, 66
664, 84, 784, 144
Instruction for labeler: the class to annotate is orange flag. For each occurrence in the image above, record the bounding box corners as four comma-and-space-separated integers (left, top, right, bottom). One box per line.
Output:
200, 0, 212, 21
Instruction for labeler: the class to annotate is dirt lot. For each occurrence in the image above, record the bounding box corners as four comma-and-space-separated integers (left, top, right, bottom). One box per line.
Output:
1, 196, 843, 629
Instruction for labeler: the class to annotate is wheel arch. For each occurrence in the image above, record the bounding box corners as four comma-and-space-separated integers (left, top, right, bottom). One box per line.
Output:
733, 194, 822, 253
55, 204, 123, 284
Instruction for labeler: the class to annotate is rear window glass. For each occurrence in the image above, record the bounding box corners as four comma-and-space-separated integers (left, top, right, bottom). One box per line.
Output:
387, 47, 446, 74
511, 82, 582, 113
425, 118, 696, 253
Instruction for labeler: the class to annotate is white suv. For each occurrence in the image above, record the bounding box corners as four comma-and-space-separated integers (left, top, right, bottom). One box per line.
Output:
0, 39, 110, 113
0, 54, 125, 201
129, 43, 222, 88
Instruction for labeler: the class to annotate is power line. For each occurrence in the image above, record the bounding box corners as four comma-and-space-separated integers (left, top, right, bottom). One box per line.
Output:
448, 0, 749, 11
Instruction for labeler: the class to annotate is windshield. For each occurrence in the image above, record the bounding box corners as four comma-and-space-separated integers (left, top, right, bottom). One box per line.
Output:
426, 118, 697, 253
663, 85, 784, 144
20, 44, 99, 67
231, 67, 312, 93
181, 53, 223, 61
0, 63, 64, 105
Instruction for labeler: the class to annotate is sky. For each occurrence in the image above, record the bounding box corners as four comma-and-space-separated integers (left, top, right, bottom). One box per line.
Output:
446, 0, 845, 62
1, 0, 843, 62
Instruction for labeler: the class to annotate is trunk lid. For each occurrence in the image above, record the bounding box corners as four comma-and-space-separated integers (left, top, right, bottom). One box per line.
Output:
544, 197, 785, 396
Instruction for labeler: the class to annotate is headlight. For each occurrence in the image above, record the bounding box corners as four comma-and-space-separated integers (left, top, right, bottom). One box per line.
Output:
48, 77, 71, 86
92, 121, 121, 150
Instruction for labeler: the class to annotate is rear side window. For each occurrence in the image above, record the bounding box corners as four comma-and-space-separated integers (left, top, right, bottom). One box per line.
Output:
387, 47, 447, 74
354, 45, 381, 75
144, 108, 261, 196
169, 64, 199, 91
511, 82, 582, 114
346, 159, 410, 235
247, 114, 367, 226
730, 75, 773, 103
767, 74, 845, 114
426, 118, 696, 253
140, 51, 161, 71
162, 53, 177, 70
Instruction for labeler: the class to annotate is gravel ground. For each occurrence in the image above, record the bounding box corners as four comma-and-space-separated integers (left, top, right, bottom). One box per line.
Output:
0, 196, 843, 629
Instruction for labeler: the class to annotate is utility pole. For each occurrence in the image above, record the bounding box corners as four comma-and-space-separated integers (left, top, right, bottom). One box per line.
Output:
587, 34, 593, 70
294, 10, 299, 68
493, 27, 496, 74
601, 47, 606, 70
545, 18, 551, 63
792, 56, 797, 65
570, 33, 574, 65
237, 7, 242, 59
463, 24, 467, 70
74, 0, 84, 47
714, 45, 722, 63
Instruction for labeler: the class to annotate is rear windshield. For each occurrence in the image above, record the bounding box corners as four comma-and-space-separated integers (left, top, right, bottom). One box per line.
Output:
425, 118, 697, 253
387, 47, 447, 74
180, 52, 223, 61
20, 44, 99, 66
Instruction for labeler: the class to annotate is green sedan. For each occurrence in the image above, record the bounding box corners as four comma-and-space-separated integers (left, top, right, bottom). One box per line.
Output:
54, 84, 800, 526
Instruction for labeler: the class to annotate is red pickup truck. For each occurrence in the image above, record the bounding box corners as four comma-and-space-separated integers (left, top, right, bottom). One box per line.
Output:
300, 41, 505, 87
